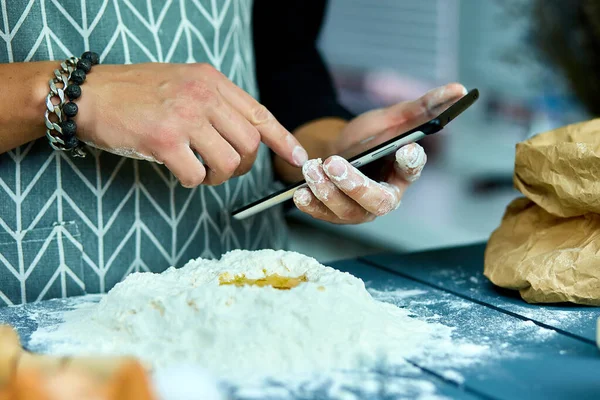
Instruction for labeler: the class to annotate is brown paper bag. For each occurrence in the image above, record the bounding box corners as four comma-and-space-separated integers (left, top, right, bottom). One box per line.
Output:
513, 118, 600, 218
484, 118, 600, 305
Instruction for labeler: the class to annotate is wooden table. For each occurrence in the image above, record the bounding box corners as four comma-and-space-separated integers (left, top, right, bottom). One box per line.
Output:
1, 242, 599, 399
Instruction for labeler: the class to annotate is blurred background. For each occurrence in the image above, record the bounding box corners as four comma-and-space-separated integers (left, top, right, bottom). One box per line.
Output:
286, 0, 591, 261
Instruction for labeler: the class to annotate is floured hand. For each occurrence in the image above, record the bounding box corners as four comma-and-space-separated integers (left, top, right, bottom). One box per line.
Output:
293, 83, 466, 224
294, 143, 425, 224
75, 63, 307, 188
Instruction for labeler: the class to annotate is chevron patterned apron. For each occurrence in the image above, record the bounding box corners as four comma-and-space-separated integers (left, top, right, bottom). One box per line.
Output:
0, 0, 287, 306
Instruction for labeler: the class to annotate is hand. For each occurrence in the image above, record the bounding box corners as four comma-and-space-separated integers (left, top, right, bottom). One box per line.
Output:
76, 63, 307, 187
293, 83, 467, 224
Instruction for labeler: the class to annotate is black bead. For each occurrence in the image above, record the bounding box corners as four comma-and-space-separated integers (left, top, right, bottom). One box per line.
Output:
77, 58, 92, 73
64, 84, 81, 100
82, 51, 99, 65
61, 119, 77, 138
65, 135, 79, 149
63, 102, 78, 118
71, 69, 86, 85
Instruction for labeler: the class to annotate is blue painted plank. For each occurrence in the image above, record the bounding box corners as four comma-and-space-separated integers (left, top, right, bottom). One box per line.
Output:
360, 243, 599, 344
330, 259, 600, 400
0, 296, 99, 348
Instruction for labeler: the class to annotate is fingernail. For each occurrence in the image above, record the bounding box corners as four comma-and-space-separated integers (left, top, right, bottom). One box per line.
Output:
323, 156, 368, 192
322, 156, 348, 179
302, 159, 325, 184
293, 188, 312, 207
426, 84, 467, 113
396, 143, 426, 182
293, 146, 308, 166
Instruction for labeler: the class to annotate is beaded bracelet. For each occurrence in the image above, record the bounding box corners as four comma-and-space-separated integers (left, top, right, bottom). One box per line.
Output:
45, 51, 99, 158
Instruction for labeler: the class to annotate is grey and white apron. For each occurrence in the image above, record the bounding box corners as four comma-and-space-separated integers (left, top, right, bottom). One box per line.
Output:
0, 0, 287, 306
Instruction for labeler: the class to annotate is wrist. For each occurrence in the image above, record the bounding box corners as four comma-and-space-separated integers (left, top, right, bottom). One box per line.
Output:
43, 52, 100, 156
31, 62, 57, 123
73, 64, 105, 145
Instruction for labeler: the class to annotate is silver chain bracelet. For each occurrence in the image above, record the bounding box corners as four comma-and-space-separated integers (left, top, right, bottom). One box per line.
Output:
44, 56, 86, 158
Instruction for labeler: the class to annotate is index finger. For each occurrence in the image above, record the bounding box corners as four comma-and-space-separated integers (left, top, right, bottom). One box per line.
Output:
216, 79, 307, 167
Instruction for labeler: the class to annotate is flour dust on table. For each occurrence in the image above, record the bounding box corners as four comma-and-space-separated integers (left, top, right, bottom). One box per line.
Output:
29, 249, 487, 398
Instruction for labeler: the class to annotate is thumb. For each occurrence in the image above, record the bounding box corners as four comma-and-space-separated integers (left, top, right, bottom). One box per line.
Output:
394, 142, 427, 183
386, 82, 467, 128
342, 83, 467, 148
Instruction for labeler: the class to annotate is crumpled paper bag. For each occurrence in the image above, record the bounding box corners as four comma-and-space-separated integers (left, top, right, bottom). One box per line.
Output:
513, 118, 600, 218
484, 118, 600, 305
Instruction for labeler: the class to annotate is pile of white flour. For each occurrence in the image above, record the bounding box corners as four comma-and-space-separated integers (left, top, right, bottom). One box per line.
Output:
29, 249, 482, 390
